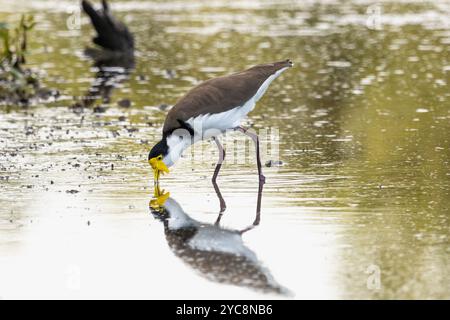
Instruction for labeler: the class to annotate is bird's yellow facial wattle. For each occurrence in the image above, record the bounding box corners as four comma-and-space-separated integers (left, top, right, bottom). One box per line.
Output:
149, 155, 170, 176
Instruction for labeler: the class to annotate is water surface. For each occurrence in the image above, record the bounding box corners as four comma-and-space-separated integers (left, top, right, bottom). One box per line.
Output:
0, 0, 449, 299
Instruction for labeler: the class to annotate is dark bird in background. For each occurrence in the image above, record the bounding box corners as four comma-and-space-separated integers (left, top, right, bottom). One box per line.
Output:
150, 197, 290, 295
78, 0, 135, 108
81, 0, 134, 53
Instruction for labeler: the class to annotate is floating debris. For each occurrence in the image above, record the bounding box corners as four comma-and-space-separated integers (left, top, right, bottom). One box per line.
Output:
164, 69, 177, 79
70, 102, 85, 114
137, 74, 148, 81
265, 160, 284, 167
93, 105, 107, 113
117, 98, 131, 108
126, 127, 138, 133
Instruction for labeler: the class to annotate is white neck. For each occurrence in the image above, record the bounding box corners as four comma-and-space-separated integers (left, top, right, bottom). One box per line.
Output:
164, 133, 192, 167
254, 66, 289, 102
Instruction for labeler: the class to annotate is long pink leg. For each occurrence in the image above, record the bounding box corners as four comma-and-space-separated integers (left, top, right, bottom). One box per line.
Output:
212, 136, 226, 214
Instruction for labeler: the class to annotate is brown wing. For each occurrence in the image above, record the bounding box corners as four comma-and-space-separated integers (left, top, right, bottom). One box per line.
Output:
162, 60, 292, 135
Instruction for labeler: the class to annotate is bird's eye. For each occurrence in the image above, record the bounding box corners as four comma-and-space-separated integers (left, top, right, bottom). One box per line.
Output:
157, 155, 162, 160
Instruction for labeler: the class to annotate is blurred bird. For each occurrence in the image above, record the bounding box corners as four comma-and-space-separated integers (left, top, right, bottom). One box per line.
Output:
81, 0, 134, 54
79, 0, 135, 108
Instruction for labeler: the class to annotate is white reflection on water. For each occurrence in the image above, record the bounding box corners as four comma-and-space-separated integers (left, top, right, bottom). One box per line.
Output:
0, 186, 339, 299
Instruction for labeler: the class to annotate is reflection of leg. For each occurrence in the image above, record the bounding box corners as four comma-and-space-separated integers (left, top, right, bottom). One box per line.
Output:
235, 126, 264, 225
239, 224, 256, 235
254, 184, 263, 226
212, 136, 226, 213
153, 169, 161, 197
214, 213, 223, 227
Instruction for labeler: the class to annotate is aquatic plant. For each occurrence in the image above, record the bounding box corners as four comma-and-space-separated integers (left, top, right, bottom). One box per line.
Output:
0, 15, 57, 106
0, 14, 36, 71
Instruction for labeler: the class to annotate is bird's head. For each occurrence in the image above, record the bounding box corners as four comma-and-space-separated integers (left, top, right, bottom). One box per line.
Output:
149, 129, 193, 174
148, 139, 170, 176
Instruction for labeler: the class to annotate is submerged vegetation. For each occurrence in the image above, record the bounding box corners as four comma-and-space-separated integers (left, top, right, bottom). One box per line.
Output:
0, 15, 57, 106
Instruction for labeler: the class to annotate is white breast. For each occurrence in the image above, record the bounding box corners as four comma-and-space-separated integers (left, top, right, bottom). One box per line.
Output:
186, 104, 250, 140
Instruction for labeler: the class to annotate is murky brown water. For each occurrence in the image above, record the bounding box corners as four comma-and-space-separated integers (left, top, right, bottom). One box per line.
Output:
0, 0, 449, 299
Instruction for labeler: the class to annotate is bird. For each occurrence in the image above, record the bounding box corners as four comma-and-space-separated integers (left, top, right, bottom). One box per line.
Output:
81, 0, 134, 54
79, 0, 135, 108
148, 59, 293, 211
150, 196, 289, 295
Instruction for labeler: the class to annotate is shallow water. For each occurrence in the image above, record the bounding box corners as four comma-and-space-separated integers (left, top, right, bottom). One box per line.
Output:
0, 0, 449, 299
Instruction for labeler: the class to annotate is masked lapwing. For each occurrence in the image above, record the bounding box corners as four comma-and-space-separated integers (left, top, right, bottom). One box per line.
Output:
149, 60, 293, 210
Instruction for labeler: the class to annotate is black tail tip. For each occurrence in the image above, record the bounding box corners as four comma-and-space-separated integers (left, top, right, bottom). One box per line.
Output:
81, 0, 92, 12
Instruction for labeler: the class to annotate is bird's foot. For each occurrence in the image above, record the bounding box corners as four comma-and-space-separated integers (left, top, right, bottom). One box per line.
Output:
253, 215, 261, 226
214, 213, 223, 227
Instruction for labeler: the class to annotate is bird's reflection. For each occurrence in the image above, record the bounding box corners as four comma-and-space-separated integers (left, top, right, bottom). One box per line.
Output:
79, 52, 134, 108
150, 196, 288, 295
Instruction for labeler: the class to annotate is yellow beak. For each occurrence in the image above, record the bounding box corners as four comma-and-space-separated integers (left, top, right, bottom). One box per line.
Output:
149, 157, 170, 199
